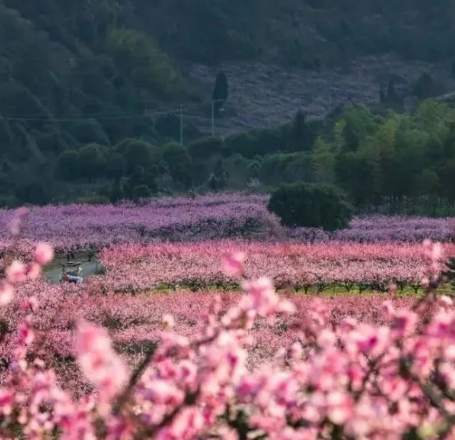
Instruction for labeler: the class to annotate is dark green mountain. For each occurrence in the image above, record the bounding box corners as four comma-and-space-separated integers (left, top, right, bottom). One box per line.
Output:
1, 0, 455, 205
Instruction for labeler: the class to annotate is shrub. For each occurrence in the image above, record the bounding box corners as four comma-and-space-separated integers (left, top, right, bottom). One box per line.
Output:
162, 143, 192, 188
187, 137, 223, 162
223, 124, 301, 159
260, 152, 313, 186
56, 150, 81, 181
73, 195, 110, 205
14, 182, 49, 206
132, 184, 152, 201
109, 178, 124, 204
268, 182, 353, 230
115, 138, 156, 172
123, 166, 158, 199
223, 132, 259, 158
106, 153, 127, 180
78, 144, 107, 181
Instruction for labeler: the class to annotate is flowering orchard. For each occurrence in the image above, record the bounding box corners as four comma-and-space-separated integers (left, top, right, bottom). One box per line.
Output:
96, 241, 455, 293
0, 194, 453, 250
0, 280, 419, 394
2, 208, 455, 438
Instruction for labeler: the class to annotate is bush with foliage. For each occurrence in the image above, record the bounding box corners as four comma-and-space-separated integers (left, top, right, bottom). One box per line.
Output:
14, 182, 49, 206
268, 182, 353, 231
123, 166, 157, 200
114, 138, 157, 173
132, 184, 152, 201
109, 178, 125, 204
163, 143, 193, 189
260, 152, 313, 186
188, 137, 223, 162
56, 150, 81, 182
73, 195, 111, 205
78, 144, 108, 181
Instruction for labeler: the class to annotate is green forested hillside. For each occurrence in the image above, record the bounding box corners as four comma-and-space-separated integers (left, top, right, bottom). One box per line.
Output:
0, 0, 455, 207
138, 0, 455, 66
0, 0, 189, 203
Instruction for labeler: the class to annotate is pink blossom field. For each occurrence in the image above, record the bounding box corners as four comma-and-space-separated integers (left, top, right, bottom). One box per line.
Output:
0, 279, 420, 395
95, 241, 455, 293
0, 193, 453, 250
0, 195, 453, 390
1, 201, 455, 438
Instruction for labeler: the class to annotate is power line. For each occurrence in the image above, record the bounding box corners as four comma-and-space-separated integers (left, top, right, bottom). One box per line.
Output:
0, 99, 225, 122
4, 113, 151, 122
0, 98, 231, 147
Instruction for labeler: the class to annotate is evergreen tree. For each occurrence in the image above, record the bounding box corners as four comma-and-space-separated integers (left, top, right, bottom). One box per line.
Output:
291, 110, 312, 151
379, 84, 387, 105
386, 80, 404, 112
413, 73, 437, 100
212, 72, 229, 113
341, 121, 360, 152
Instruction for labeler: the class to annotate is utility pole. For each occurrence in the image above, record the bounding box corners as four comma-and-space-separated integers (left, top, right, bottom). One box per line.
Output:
179, 104, 183, 146
211, 100, 215, 137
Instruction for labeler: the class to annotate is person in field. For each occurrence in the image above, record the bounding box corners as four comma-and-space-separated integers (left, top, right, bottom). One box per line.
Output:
60, 262, 83, 284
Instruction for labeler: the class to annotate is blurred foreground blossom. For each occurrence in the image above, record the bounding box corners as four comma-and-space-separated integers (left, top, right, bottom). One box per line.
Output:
27, 262, 42, 280
76, 322, 128, 405
222, 251, 246, 277
0, 281, 13, 305
34, 242, 54, 266
5, 260, 27, 284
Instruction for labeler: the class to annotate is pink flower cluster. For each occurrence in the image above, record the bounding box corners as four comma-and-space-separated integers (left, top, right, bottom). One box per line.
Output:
0, 280, 418, 393
2, 209, 455, 438
97, 241, 455, 293
0, 238, 53, 305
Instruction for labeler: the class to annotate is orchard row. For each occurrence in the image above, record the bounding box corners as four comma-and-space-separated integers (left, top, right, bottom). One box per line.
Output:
0, 278, 416, 395
93, 241, 455, 293
0, 193, 453, 250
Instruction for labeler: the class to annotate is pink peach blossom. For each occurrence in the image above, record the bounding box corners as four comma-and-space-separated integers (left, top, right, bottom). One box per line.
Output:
34, 242, 54, 265
6, 260, 27, 283
0, 281, 14, 305
222, 251, 246, 277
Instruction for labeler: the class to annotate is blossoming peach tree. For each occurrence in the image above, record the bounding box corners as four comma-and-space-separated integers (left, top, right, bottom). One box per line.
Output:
1, 209, 455, 439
